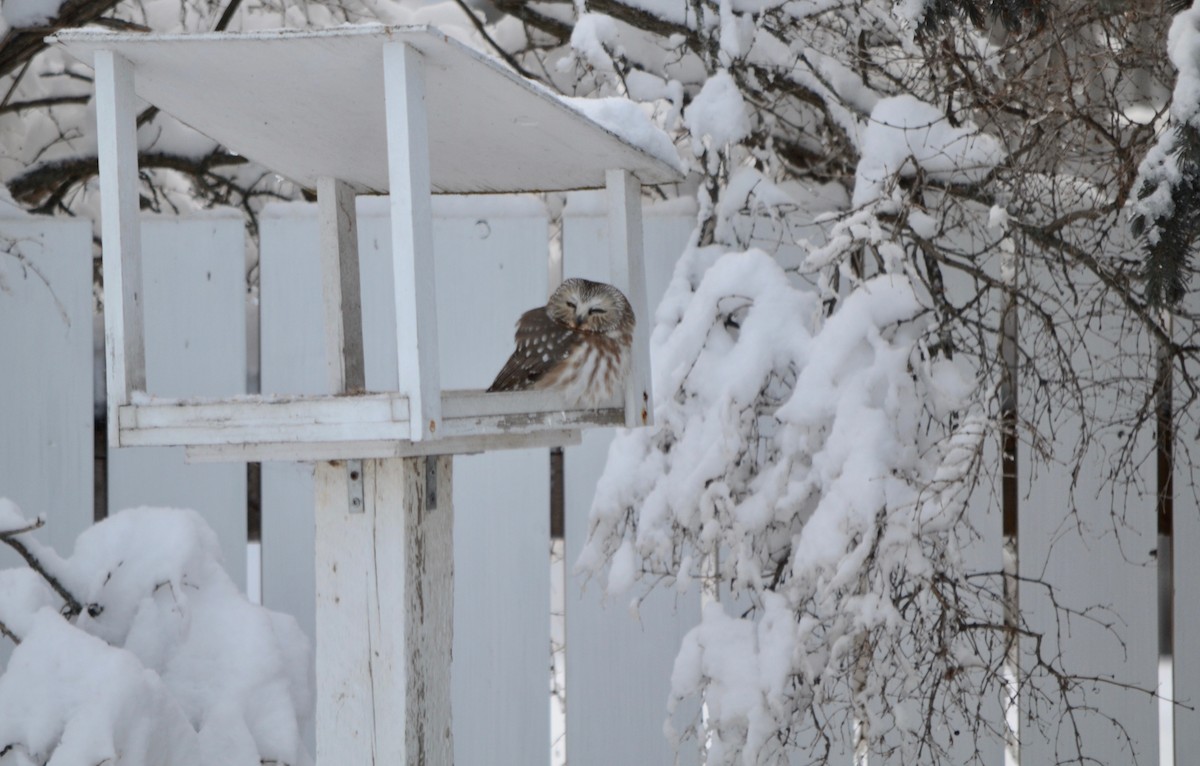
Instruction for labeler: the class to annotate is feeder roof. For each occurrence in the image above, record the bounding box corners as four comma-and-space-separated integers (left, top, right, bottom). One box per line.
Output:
52, 25, 685, 194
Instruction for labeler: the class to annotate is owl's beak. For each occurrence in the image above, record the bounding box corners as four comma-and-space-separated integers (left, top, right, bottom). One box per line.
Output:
574, 312, 587, 327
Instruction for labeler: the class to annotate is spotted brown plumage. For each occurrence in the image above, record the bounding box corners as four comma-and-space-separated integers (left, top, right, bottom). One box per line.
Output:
487, 278, 635, 407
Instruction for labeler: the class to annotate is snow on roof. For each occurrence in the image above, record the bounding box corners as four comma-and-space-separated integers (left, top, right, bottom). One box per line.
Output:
51, 25, 685, 194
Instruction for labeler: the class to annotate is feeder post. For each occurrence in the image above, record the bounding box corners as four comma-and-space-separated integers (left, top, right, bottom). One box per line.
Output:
606, 169, 653, 427
315, 456, 454, 765
383, 41, 441, 441
95, 49, 146, 446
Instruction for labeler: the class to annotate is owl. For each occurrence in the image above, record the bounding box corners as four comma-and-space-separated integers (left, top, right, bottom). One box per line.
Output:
487, 278, 636, 407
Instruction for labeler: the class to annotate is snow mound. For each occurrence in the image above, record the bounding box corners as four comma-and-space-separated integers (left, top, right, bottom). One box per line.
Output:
0, 503, 313, 766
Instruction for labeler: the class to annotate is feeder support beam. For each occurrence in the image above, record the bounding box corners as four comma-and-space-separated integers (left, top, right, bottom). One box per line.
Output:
606, 169, 653, 428
317, 176, 366, 394
95, 49, 146, 446
384, 41, 441, 441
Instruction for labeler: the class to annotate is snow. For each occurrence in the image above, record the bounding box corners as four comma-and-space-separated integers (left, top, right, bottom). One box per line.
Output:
683, 71, 751, 160
569, 13, 622, 73
0, 498, 31, 533
853, 94, 1005, 208
0, 501, 313, 766
1130, 3, 1200, 238
563, 96, 686, 175
1168, 5, 1200, 128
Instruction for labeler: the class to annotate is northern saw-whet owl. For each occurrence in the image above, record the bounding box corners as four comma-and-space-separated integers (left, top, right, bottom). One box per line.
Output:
487, 278, 635, 407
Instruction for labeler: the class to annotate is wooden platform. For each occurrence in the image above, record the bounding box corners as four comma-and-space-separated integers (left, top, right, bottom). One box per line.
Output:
117, 389, 619, 460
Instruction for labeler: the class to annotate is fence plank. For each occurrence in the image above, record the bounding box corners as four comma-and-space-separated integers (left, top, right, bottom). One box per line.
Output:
1174, 440, 1200, 763
0, 219, 94, 555
561, 200, 701, 766
107, 215, 248, 589
260, 197, 551, 765
1017, 283, 1159, 764
0, 218, 92, 671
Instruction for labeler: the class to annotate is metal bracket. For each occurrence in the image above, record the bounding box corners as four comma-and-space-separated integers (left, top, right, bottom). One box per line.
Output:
347, 459, 364, 514
425, 456, 437, 511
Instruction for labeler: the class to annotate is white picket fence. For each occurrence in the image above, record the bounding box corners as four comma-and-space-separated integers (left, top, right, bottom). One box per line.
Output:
1, 198, 1197, 764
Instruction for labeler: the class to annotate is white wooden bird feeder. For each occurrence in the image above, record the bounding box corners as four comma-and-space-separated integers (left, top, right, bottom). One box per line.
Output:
53, 25, 681, 765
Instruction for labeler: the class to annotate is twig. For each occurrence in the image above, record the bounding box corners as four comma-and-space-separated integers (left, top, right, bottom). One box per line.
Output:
0, 59, 32, 111
0, 617, 18, 645
214, 0, 244, 32
451, 0, 537, 80
0, 95, 90, 115
0, 519, 86, 620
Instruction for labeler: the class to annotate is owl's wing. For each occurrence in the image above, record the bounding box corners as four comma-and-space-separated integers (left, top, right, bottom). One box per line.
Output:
487, 307, 570, 392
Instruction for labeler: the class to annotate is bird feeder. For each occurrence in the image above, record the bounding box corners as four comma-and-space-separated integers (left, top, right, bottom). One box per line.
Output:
53, 25, 681, 766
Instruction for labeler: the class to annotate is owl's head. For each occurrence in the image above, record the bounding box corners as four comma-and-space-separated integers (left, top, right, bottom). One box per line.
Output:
546, 278, 635, 337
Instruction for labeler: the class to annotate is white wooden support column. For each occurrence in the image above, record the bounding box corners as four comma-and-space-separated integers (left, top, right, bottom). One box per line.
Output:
606, 169, 653, 427
317, 177, 367, 510
317, 177, 365, 395
95, 49, 146, 446
383, 42, 441, 441
315, 455, 453, 766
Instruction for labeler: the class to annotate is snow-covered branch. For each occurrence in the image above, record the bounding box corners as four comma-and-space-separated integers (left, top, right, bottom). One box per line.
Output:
0, 507, 88, 620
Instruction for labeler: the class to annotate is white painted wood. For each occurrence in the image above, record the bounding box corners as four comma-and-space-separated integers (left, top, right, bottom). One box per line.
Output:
107, 216, 248, 589
561, 202, 700, 766
122, 389, 619, 452
184, 427, 567, 462
186, 428, 581, 462
313, 459, 389, 763
1016, 262, 1158, 764
94, 49, 145, 446
122, 393, 407, 429
0, 219, 94, 559
315, 456, 453, 765
260, 199, 551, 766
52, 27, 684, 194
316, 177, 365, 394
1174, 414, 1200, 763
404, 455, 454, 763
563, 430, 700, 766
605, 169, 653, 428
384, 42, 441, 441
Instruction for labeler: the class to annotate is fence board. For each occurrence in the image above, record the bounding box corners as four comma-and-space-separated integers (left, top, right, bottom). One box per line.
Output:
1020, 421, 1158, 763
107, 215, 248, 589
0, 218, 92, 671
0, 219, 94, 556
561, 200, 702, 766
260, 197, 551, 766
1174, 452, 1200, 760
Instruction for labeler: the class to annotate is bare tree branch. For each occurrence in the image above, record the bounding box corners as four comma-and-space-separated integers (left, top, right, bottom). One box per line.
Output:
0, 0, 124, 78
0, 617, 18, 645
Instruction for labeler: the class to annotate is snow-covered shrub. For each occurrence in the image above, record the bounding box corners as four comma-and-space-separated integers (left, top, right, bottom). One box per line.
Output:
0, 500, 312, 766
579, 242, 988, 763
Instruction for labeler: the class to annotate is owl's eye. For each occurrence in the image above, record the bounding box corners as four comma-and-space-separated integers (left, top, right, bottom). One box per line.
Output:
566, 301, 577, 309
588, 307, 607, 315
